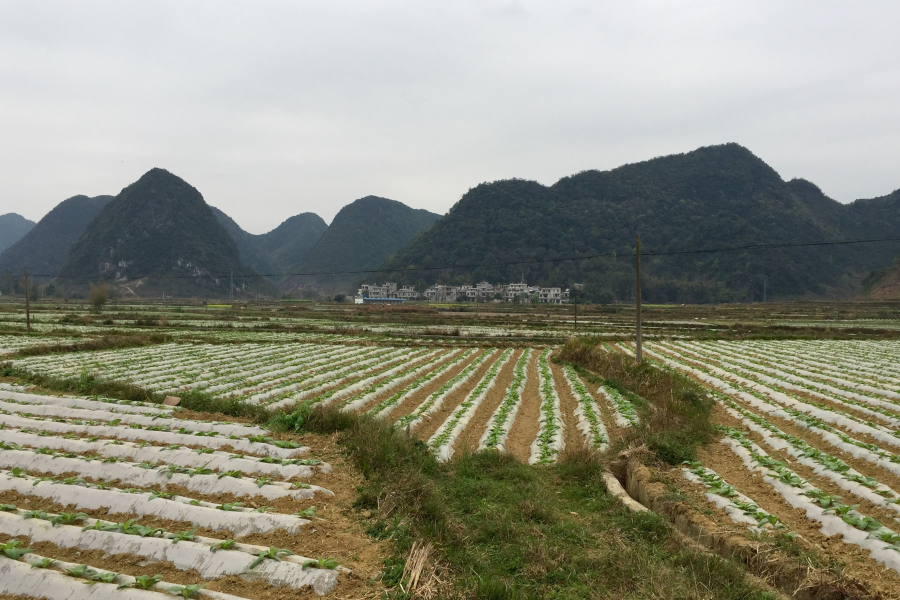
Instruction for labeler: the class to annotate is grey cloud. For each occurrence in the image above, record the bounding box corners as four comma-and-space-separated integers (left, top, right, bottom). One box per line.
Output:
1, 0, 898, 233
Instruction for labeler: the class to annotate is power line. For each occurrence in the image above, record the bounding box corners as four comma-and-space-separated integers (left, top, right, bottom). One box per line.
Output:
11, 234, 900, 282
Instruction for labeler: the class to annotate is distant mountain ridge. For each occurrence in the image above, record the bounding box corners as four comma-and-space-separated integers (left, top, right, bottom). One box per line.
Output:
293, 196, 441, 292
58, 169, 255, 296
0, 196, 111, 279
0, 214, 35, 254
381, 143, 900, 303
211, 208, 327, 277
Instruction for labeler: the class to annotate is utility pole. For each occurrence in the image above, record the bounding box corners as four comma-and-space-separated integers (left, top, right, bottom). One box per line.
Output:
635, 235, 642, 365
573, 286, 578, 332
230, 271, 234, 303
24, 267, 31, 334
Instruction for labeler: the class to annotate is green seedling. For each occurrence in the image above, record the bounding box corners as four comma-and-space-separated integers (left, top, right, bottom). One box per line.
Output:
23, 510, 50, 520
94, 571, 120, 584
50, 512, 89, 526
217, 469, 243, 479
119, 574, 163, 590
150, 491, 176, 501
0, 540, 33, 559
168, 584, 206, 599
65, 564, 95, 578
210, 539, 236, 552
0, 503, 17, 512
10, 467, 25, 478
843, 514, 882, 532
293, 506, 316, 519
823, 503, 858, 516
161, 465, 188, 479
249, 546, 293, 569
216, 502, 243, 512
301, 557, 340, 570
187, 463, 214, 477
171, 528, 197, 544
291, 482, 311, 489
255, 506, 275, 513
31, 557, 54, 569
255, 476, 274, 488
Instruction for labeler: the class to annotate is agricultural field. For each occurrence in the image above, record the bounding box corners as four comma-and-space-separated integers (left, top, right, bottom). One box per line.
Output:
622, 339, 900, 596
3, 299, 900, 597
9, 340, 636, 466
0, 388, 384, 600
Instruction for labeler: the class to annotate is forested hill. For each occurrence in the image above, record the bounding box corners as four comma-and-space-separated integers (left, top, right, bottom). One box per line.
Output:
381, 144, 900, 303
0, 195, 111, 279
211, 207, 327, 277
58, 169, 256, 296
0, 214, 35, 254
293, 196, 440, 292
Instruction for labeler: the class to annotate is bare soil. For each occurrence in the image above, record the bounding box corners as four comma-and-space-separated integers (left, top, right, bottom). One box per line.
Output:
453, 349, 523, 454
505, 350, 542, 462
412, 350, 501, 440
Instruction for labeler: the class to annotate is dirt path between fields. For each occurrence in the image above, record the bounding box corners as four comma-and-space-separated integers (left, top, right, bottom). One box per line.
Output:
451, 349, 523, 455
505, 350, 542, 463
412, 350, 502, 440
382, 350, 483, 422
549, 360, 587, 453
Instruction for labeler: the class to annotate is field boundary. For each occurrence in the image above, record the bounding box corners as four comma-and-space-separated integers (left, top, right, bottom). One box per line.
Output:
613, 457, 874, 600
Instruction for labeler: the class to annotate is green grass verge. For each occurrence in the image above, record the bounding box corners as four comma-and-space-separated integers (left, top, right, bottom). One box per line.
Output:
273, 404, 777, 600
558, 338, 716, 464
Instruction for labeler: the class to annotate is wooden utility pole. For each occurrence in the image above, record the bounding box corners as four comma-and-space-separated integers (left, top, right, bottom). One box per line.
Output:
635, 235, 642, 365
573, 287, 577, 331
24, 267, 31, 334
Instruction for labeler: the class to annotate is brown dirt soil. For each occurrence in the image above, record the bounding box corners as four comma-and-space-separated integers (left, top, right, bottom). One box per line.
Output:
412, 349, 504, 440
505, 350, 542, 462
549, 360, 589, 453
348, 348, 464, 413
383, 349, 483, 421
453, 349, 524, 454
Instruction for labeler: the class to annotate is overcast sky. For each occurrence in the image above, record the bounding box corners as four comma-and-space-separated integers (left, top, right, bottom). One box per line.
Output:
2, 1, 898, 233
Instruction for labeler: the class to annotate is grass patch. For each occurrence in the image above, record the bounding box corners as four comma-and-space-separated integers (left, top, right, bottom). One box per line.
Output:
557, 338, 716, 464
273, 404, 777, 600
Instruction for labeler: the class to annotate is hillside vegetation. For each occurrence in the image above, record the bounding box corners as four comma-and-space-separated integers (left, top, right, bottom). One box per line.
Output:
293, 195, 440, 292
57, 169, 257, 296
0, 213, 35, 254
212, 207, 327, 277
382, 144, 900, 303
0, 195, 111, 280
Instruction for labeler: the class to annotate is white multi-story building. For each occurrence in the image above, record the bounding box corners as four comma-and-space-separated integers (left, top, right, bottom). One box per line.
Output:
396, 286, 420, 300
357, 282, 398, 298
539, 287, 566, 304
